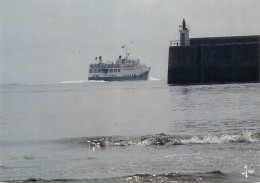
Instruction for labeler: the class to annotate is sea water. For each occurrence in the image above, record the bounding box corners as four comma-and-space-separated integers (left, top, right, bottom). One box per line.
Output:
0, 80, 259, 182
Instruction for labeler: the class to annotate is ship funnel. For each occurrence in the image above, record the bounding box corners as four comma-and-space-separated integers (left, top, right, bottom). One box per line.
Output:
99, 56, 102, 64
179, 19, 190, 46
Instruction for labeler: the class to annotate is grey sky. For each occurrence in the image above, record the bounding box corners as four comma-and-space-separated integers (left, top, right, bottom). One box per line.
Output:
1, 0, 260, 83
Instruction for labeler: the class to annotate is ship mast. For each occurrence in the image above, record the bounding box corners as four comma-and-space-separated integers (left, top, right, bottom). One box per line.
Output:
125, 44, 128, 58
122, 44, 129, 59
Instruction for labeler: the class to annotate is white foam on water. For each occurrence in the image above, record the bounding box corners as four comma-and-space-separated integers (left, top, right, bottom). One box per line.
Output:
149, 77, 160, 81
181, 131, 258, 145
137, 139, 152, 146
22, 79, 107, 85
87, 80, 107, 83
164, 154, 177, 158
58, 80, 89, 84
58, 80, 106, 84
27, 82, 51, 85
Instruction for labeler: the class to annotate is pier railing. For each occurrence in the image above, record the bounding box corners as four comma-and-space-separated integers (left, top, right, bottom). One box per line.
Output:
179, 25, 190, 31
170, 40, 181, 46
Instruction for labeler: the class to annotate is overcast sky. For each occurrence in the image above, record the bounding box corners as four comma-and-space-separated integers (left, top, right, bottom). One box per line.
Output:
1, 0, 260, 84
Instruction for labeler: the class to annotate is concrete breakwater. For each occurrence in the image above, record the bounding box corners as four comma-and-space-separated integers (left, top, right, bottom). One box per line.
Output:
168, 20, 260, 85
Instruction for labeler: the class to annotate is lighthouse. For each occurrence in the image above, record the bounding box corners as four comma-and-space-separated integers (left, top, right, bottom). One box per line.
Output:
179, 19, 190, 46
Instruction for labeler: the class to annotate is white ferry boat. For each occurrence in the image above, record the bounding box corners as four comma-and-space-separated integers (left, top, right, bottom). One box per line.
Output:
88, 53, 151, 81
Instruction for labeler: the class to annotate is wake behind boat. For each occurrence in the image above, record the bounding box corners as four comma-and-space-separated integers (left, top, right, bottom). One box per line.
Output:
88, 51, 151, 81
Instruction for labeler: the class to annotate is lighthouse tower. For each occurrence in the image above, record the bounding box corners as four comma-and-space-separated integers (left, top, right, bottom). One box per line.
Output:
179, 19, 190, 46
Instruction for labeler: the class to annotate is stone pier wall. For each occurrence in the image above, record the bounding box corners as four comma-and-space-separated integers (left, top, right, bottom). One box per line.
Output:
168, 36, 260, 84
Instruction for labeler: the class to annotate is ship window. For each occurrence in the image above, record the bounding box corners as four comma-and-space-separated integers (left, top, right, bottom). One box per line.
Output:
118, 69, 120, 72
109, 69, 113, 72
114, 69, 117, 72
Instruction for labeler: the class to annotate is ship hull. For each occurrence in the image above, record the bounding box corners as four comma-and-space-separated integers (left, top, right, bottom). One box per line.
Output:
88, 71, 149, 81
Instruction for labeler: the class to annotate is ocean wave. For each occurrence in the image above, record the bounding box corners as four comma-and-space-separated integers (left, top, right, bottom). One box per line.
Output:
1, 80, 107, 86
118, 171, 228, 182
58, 80, 107, 84
149, 77, 160, 81
181, 130, 259, 144
5, 171, 251, 182
58, 80, 89, 84
62, 131, 259, 148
